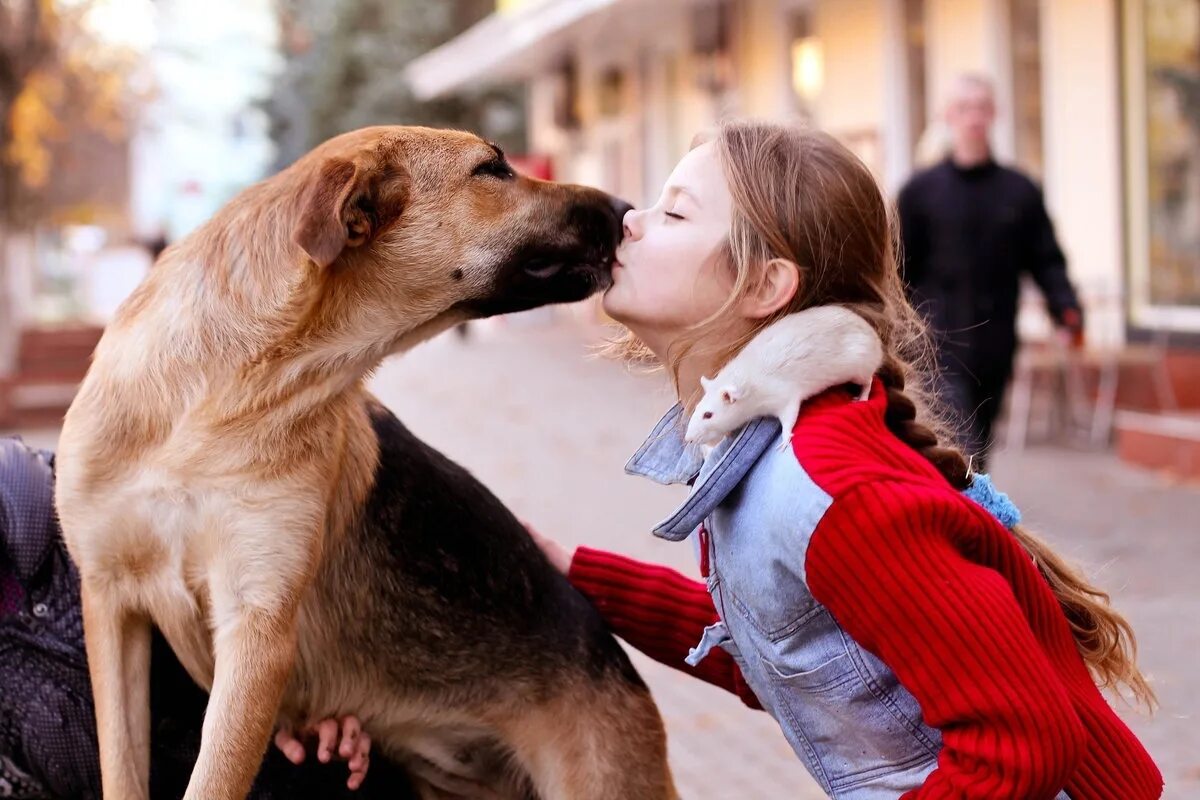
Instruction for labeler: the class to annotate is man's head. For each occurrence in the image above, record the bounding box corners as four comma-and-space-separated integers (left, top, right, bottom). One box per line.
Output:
944, 74, 996, 157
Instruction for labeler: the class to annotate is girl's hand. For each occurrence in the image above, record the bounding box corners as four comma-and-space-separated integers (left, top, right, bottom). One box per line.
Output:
522, 520, 575, 575
274, 715, 372, 790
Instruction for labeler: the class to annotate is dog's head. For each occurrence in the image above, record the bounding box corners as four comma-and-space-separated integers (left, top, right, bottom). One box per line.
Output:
285, 126, 629, 340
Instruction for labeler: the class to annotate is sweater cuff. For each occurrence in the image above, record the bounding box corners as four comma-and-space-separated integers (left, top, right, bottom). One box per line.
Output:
568, 546, 763, 710
567, 545, 715, 657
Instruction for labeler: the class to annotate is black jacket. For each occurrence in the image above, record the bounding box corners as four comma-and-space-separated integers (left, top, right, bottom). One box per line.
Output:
0, 437, 415, 799
898, 157, 1082, 375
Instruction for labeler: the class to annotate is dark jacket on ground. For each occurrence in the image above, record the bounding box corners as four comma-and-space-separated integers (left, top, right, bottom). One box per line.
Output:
0, 437, 415, 799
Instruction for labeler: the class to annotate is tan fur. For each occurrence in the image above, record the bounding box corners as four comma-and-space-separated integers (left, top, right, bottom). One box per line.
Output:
496, 681, 676, 800
56, 126, 675, 800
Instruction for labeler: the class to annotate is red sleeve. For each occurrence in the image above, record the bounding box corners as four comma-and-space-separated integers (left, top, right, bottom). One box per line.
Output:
568, 546, 762, 709
805, 482, 1087, 799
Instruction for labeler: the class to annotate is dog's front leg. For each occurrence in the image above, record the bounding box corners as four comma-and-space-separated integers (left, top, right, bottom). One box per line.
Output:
183, 599, 298, 800
80, 580, 153, 800
183, 512, 314, 800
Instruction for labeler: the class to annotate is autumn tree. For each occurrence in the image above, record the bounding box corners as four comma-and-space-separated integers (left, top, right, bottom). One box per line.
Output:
264, 0, 524, 169
0, 0, 136, 370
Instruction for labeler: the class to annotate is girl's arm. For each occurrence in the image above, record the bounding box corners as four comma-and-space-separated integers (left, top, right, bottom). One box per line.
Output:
567, 546, 762, 710
806, 481, 1087, 800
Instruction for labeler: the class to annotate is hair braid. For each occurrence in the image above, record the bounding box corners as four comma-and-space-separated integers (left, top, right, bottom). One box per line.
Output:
875, 350, 1155, 709
876, 357, 970, 489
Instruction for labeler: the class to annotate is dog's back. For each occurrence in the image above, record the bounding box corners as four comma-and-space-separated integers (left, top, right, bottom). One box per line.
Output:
288, 402, 655, 791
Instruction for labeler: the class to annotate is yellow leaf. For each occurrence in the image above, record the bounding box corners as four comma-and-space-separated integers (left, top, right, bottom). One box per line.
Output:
5, 71, 67, 189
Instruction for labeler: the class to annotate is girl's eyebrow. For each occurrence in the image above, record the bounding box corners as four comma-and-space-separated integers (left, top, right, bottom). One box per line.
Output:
666, 185, 702, 206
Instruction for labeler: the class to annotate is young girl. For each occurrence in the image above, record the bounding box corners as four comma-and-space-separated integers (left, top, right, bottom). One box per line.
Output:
533, 120, 1162, 799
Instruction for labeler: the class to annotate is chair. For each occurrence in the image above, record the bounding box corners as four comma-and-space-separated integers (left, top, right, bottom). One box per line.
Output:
1005, 330, 1176, 452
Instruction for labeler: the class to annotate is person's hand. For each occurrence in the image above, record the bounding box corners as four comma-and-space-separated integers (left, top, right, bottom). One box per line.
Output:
274, 715, 371, 790
1060, 309, 1085, 350
522, 520, 575, 575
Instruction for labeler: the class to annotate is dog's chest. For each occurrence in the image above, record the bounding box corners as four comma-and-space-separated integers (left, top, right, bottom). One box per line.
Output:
89, 463, 318, 620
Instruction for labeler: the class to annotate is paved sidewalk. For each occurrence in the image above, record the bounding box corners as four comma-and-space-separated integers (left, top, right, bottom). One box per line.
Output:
7, 318, 1197, 798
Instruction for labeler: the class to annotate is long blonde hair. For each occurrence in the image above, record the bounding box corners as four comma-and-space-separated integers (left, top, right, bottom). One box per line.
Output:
616, 119, 1155, 708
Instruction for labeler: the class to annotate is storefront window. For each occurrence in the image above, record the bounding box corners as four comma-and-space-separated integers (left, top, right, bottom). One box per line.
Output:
1123, 0, 1200, 331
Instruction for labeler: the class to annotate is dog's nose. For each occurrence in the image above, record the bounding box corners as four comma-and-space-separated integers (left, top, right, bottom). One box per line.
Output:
609, 197, 635, 223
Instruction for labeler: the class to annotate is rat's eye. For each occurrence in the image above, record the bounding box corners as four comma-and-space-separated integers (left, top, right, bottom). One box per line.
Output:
702, 411, 713, 419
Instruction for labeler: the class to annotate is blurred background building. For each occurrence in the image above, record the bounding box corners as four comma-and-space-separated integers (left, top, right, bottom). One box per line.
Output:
410, 0, 1200, 478
2, 0, 1199, 475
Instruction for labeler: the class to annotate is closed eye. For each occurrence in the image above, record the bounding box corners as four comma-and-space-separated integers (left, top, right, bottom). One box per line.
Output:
472, 159, 515, 180
665, 211, 685, 220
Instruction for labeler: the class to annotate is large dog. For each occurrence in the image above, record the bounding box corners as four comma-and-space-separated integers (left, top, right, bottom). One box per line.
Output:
55, 127, 677, 800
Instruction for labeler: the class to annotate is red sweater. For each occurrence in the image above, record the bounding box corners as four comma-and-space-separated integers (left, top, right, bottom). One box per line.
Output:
569, 386, 1162, 799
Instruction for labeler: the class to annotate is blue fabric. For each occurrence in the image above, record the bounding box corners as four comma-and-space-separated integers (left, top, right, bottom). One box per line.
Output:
654, 417, 781, 542
626, 406, 1026, 533
0, 439, 57, 582
625, 411, 1061, 798
627, 411, 945, 797
962, 473, 1023, 529
623, 403, 705, 486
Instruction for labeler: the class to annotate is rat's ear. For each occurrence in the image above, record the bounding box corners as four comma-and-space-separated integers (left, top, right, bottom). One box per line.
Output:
720, 385, 741, 404
700, 375, 714, 391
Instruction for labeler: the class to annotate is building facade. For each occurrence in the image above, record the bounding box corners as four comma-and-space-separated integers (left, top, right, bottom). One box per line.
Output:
410, 0, 1200, 351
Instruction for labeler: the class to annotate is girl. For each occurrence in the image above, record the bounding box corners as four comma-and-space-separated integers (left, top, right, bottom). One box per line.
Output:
533, 120, 1162, 799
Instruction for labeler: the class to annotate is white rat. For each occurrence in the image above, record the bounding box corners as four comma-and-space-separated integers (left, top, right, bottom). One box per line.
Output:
685, 305, 884, 449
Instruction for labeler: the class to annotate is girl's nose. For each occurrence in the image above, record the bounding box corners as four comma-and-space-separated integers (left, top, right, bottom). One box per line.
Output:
623, 207, 644, 242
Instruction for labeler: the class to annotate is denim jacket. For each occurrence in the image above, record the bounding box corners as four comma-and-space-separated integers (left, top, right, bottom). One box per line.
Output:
627, 407, 1069, 800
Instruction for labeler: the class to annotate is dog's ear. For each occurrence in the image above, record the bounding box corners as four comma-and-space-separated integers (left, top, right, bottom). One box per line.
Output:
293, 156, 408, 268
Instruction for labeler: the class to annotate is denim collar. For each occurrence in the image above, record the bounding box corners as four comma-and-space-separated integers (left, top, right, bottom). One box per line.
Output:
624, 404, 706, 486
625, 405, 781, 541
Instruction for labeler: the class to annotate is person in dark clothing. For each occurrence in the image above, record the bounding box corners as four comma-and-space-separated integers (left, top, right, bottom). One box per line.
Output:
898, 73, 1084, 469
0, 437, 417, 799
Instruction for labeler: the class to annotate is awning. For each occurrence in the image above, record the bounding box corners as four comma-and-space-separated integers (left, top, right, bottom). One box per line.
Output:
405, 0, 621, 100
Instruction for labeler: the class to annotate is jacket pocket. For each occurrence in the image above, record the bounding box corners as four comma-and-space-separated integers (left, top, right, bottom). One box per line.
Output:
764, 651, 938, 795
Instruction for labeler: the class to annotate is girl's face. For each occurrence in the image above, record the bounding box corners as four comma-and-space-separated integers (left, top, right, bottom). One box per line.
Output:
602, 142, 734, 357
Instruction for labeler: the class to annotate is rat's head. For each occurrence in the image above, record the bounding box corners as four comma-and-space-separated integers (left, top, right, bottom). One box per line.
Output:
684, 376, 744, 445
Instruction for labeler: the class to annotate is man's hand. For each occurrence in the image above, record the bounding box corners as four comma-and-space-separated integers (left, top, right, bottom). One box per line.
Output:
274, 715, 371, 790
1060, 309, 1084, 350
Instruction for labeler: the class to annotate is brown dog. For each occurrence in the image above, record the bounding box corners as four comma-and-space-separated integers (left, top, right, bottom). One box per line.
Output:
55, 126, 677, 800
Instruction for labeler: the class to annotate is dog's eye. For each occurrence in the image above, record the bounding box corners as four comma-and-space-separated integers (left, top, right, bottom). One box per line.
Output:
703, 411, 713, 419
472, 160, 515, 180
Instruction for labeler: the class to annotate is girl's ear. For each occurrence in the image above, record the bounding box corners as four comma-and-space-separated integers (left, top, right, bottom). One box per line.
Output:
739, 258, 801, 319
